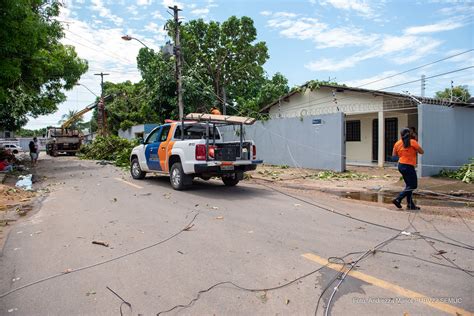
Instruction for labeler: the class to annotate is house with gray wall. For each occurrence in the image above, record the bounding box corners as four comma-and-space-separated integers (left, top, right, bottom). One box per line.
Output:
259, 83, 474, 177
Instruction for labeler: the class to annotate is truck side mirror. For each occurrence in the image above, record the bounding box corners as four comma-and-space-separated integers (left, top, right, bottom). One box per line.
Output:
139, 137, 144, 144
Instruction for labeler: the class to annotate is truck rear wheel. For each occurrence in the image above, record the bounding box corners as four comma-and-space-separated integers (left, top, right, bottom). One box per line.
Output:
222, 174, 240, 186
131, 158, 146, 179
170, 162, 192, 190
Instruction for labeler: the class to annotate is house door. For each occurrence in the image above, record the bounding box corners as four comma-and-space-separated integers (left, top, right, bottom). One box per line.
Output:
372, 118, 398, 162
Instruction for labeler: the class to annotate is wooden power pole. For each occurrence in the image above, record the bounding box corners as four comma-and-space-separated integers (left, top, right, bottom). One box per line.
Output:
169, 5, 184, 121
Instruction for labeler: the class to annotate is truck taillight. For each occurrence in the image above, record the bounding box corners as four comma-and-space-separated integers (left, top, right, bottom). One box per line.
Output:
195, 144, 206, 160
252, 145, 257, 160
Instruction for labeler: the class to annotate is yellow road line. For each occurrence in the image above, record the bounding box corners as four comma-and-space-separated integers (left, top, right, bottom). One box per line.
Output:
302, 253, 473, 316
114, 177, 143, 189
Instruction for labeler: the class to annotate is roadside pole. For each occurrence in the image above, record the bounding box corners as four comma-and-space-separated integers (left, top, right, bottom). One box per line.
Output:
169, 5, 184, 122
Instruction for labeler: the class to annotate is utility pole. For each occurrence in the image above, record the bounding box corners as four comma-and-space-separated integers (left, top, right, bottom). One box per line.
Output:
169, 5, 184, 121
222, 87, 227, 115
94, 72, 110, 135
420, 75, 426, 97
450, 80, 454, 102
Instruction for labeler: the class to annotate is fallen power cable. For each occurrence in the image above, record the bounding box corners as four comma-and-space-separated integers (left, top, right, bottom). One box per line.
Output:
155, 232, 404, 315
0, 213, 200, 299
259, 182, 474, 251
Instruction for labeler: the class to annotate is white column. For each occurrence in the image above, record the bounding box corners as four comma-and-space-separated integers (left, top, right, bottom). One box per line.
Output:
378, 111, 385, 167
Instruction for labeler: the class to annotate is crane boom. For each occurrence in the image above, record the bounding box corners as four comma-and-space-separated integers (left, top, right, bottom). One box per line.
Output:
61, 94, 114, 129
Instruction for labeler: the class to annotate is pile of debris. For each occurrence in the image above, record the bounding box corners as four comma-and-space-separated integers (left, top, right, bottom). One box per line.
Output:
79, 135, 139, 167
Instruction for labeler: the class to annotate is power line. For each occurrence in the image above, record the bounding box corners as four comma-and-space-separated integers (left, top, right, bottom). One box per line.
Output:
356, 49, 474, 88
379, 66, 474, 91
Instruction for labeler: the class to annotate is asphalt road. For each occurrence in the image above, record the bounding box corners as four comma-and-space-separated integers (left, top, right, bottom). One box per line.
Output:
0, 155, 473, 316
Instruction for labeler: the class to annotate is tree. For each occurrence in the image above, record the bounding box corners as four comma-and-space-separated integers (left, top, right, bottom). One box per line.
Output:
180, 16, 269, 111
235, 72, 289, 117
0, 0, 88, 131
435, 85, 471, 102
58, 109, 84, 129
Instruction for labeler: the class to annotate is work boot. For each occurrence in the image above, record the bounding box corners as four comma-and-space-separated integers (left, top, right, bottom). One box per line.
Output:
392, 199, 402, 209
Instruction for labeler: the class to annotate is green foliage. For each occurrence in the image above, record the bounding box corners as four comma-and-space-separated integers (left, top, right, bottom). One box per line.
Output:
290, 80, 347, 94
78, 135, 139, 167
308, 170, 370, 180
438, 158, 473, 183
435, 85, 471, 103
180, 16, 269, 110
0, 0, 88, 130
15, 127, 47, 137
236, 72, 289, 118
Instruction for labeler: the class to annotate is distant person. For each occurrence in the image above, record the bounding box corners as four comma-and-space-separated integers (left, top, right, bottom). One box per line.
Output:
392, 128, 424, 210
409, 127, 418, 141
29, 137, 38, 166
0, 158, 13, 172
210, 106, 221, 115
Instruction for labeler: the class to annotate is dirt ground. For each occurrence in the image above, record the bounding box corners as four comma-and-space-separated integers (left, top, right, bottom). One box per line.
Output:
0, 153, 41, 250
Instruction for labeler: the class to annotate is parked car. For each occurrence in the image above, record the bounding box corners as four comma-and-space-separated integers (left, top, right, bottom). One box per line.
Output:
129, 113, 262, 190
1, 144, 23, 154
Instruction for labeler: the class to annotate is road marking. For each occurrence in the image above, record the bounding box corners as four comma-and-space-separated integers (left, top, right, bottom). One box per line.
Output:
114, 177, 143, 189
302, 253, 473, 316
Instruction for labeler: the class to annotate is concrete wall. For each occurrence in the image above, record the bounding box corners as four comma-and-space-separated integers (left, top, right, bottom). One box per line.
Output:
418, 104, 474, 177
268, 87, 384, 118
221, 113, 345, 172
345, 112, 408, 163
119, 124, 158, 140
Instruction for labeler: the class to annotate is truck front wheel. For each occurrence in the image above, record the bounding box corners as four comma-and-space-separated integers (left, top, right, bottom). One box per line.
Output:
222, 174, 240, 187
170, 162, 192, 190
131, 158, 146, 179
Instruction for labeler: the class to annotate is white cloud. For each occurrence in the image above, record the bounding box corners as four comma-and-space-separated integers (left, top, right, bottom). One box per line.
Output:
344, 71, 413, 90
24, 5, 152, 129
162, 0, 184, 9
305, 34, 441, 72
306, 57, 360, 72
391, 40, 442, 64
191, 8, 209, 15
137, 0, 152, 5
90, 0, 123, 26
404, 20, 465, 35
321, 0, 375, 17
260, 10, 272, 16
151, 10, 165, 20
266, 13, 378, 48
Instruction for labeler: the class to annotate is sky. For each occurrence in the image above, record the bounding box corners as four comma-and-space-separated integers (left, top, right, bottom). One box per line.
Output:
25, 0, 474, 129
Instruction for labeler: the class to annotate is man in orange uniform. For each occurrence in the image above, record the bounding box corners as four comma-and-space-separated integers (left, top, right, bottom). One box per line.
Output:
392, 128, 424, 210
210, 106, 221, 115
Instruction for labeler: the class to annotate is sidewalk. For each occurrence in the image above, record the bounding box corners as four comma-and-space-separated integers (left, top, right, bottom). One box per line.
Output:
249, 164, 474, 196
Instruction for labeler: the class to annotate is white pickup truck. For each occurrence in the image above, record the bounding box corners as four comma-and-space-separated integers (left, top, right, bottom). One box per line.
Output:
129, 113, 263, 190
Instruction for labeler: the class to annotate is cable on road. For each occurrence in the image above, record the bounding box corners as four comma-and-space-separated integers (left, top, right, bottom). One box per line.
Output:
0, 212, 200, 300
258, 182, 474, 251
106, 286, 132, 316
408, 215, 474, 277
155, 231, 405, 315
155, 258, 347, 315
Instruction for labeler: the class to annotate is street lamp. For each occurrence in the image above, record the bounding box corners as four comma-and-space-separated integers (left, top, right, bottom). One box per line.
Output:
121, 35, 150, 49
75, 83, 98, 97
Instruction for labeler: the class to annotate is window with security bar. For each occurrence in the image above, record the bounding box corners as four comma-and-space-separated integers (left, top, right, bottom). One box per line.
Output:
346, 120, 361, 142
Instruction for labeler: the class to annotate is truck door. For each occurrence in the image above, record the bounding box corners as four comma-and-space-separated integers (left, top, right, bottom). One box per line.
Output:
144, 127, 162, 171
158, 125, 172, 172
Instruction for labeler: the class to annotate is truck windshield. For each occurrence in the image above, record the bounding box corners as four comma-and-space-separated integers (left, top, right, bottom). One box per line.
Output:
174, 124, 220, 140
